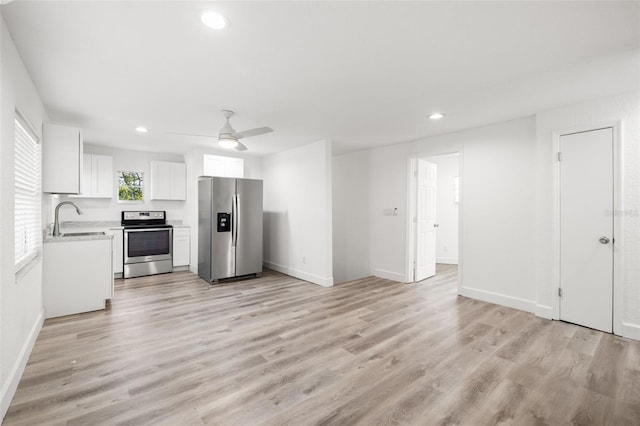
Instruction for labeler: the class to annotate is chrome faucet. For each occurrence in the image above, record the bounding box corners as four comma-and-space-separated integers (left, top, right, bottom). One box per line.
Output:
53, 201, 83, 236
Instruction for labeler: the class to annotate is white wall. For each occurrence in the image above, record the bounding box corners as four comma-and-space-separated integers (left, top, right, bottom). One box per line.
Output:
262, 140, 333, 286
183, 147, 262, 273
367, 144, 411, 282
427, 155, 459, 264
0, 15, 47, 418
366, 117, 537, 312
535, 91, 640, 339
333, 150, 371, 284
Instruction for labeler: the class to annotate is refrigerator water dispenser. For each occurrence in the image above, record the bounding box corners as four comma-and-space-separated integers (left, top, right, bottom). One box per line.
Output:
217, 212, 231, 232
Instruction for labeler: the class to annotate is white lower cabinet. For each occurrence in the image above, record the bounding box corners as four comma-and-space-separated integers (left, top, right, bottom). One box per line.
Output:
173, 227, 190, 267
108, 228, 123, 275
43, 237, 114, 319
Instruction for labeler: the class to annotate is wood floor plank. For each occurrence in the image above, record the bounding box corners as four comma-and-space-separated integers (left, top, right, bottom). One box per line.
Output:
3, 264, 640, 425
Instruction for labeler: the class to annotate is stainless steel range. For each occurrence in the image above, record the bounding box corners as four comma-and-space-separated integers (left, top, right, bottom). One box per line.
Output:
122, 211, 173, 278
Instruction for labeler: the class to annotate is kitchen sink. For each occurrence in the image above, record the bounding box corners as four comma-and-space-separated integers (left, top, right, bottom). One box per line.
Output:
60, 231, 106, 237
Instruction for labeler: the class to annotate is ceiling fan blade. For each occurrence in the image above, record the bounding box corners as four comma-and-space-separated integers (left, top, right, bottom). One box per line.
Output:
234, 126, 273, 139
166, 131, 216, 138
234, 141, 248, 151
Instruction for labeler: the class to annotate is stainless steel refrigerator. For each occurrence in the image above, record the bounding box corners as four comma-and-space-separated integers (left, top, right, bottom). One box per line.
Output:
198, 176, 263, 283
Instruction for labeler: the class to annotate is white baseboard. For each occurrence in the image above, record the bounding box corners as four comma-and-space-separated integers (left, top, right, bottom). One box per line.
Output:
373, 268, 405, 283
535, 304, 553, 319
172, 265, 190, 272
436, 257, 458, 265
1, 307, 44, 418
264, 261, 333, 287
622, 322, 640, 341
459, 286, 536, 313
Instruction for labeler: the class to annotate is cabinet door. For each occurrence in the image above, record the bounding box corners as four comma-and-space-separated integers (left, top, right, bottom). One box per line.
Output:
92, 155, 113, 198
109, 228, 124, 275
150, 161, 172, 200
151, 161, 186, 200
81, 153, 92, 196
173, 227, 190, 266
43, 239, 111, 318
170, 162, 187, 200
72, 154, 113, 198
42, 124, 83, 194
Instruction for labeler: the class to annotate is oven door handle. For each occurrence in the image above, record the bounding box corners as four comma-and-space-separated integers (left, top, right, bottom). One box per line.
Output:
123, 227, 172, 233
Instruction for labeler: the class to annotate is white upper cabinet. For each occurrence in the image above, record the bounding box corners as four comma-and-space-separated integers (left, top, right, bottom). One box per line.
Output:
42, 124, 83, 194
150, 161, 186, 200
73, 154, 113, 198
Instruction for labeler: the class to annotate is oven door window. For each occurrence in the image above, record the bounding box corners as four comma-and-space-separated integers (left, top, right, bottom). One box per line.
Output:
127, 230, 171, 257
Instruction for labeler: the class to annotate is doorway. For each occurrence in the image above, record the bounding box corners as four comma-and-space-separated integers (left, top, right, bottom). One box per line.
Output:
407, 153, 461, 286
558, 127, 615, 333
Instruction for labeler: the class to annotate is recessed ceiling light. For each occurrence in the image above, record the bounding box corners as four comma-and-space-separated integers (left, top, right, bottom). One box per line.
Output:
428, 113, 445, 120
135, 126, 149, 133
201, 11, 227, 30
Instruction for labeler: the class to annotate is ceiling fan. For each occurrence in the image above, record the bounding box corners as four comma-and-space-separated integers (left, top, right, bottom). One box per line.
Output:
169, 110, 273, 151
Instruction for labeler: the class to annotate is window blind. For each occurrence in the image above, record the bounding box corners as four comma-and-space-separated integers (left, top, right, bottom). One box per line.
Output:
203, 154, 244, 178
14, 112, 41, 271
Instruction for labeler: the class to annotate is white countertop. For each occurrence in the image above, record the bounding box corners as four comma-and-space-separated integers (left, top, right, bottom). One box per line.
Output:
44, 233, 114, 243
60, 220, 187, 229
61, 220, 122, 229
171, 222, 190, 228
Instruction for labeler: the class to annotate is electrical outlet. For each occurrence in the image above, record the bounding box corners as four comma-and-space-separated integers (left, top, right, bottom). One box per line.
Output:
443, 246, 448, 252
302, 256, 306, 264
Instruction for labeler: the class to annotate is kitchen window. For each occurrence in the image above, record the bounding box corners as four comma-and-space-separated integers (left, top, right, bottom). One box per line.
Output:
14, 111, 41, 274
118, 171, 144, 202
203, 154, 244, 178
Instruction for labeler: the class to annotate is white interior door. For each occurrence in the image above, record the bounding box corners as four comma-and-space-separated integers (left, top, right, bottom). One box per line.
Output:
416, 159, 437, 281
560, 127, 613, 332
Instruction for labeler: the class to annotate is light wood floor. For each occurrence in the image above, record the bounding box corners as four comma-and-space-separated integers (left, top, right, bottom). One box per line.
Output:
4, 265, 640, 425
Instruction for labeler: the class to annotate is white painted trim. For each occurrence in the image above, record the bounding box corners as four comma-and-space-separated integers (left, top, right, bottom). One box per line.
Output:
460, 286, 536, 313
405, 157, 417, 283
535, 304, 553, 320
456, 151, 464, 294
373, 268, 406, 283
622, 322, 640, 341
612, 122, 624, 336
551, 131, 562, 321
264, 261, 334, 287
1, 308, 45, 418
551, 121, 623, 334
436, 257, 458, 265
324, 140, 334, 289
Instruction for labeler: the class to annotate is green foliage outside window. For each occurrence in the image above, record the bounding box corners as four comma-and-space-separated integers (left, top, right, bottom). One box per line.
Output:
119, 171, 143, 201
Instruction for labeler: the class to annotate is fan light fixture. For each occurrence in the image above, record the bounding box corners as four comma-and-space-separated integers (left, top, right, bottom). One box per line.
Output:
428, 112, 445, 120
167, 110, 272, 152
218, 134, 239, 149
201, 11, 227, 30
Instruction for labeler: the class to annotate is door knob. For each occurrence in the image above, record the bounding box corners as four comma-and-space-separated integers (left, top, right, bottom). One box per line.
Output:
599, 236, 610, 244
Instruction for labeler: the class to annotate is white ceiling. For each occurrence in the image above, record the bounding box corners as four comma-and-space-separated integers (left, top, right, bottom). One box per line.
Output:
2, 1, 639, 157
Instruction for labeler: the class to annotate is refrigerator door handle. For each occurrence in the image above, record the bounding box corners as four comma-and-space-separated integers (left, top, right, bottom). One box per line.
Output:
233, 193, 239, 247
